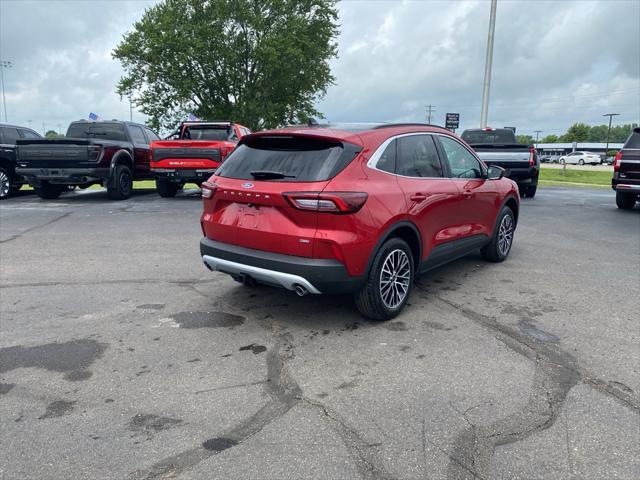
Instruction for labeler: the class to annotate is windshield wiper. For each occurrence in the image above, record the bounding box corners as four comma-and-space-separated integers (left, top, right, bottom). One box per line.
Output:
250, 170, 296, 180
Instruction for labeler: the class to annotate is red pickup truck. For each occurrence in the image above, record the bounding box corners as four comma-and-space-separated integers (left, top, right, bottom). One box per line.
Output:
150, 121, 251, 197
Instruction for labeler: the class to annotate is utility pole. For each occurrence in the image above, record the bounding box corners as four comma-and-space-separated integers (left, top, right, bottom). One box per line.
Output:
0, 60, 12, 123
27, 120, 32, 129
603, 113, 620, 162
129, 92, 133, 122
534, 130, 542, 143
42, 122, 46, 136
480, 0, 497, 128
425, 105, 436, 124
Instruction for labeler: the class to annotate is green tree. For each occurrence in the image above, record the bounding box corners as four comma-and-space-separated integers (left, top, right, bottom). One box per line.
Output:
559, 123, 590, 142
45, 130, 63, 139
517, 134, 534, 144
541, 134, 559, 143
113, 0, 339, 131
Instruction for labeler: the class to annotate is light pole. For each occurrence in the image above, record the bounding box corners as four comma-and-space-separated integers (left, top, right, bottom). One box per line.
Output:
0, 60, 13, 123
534, 130, 542, 143
480, 0, 497, 128
603, 113, 620, 162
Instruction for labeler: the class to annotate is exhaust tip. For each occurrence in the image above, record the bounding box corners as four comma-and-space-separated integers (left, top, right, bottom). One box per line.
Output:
294, 284, 308, 297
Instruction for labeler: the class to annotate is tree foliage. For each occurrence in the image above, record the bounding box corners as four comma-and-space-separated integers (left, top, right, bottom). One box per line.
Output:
113, 0, 339, 131
557, 123, 637, 143
517, 134, 534, 144
45, 130, 63, 139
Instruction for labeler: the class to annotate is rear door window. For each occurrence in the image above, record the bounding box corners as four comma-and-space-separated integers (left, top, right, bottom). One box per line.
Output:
1, 127, 20, 144
66, 123, 127, 141
216, 136, 361, 182
396, 135, 444, 178
461, 130, 517, 144
144, 128, 160, 142
129, 125, 147, 144
19, 129, 41, 139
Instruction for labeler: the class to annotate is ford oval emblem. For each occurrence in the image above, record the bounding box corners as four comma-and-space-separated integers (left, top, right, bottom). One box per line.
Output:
241, 182, 254, 189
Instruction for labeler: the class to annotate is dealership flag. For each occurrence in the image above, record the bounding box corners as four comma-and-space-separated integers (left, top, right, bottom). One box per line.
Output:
88, 112, 101, 121
187, 112, 200, 121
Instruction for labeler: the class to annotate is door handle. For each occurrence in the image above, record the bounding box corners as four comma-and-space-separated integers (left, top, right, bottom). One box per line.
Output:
462, 190, 473, 199
410, 193, 428, 202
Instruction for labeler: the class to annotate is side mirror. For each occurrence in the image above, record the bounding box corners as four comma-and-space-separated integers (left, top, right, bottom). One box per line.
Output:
487, 165, 505, 180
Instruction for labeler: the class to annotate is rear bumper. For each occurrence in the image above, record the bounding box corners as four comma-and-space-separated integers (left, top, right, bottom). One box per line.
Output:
612, 181, 640, 192
152, 168, 216, 183
16, 167, 109, 184
200, 237, 364, 295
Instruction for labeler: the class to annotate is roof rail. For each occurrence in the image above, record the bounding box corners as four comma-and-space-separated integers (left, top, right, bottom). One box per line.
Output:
372, 123, 444, 130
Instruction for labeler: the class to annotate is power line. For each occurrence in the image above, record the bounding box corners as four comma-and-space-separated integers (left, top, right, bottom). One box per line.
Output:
425, 104, 436, 123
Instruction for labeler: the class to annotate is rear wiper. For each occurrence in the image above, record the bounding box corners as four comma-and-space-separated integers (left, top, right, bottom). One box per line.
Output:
250, 170, 296, 180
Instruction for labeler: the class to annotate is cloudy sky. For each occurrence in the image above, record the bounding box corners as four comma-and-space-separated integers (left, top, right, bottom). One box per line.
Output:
1, 0, 638, 137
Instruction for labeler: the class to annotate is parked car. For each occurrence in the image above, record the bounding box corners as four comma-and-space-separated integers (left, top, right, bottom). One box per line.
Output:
150, 121, 250, 197
0, 123, 42, 199
460, 128, 538, 198
16, 120, 159, 200
612, 127, 640, 210
540, 155, 560, 164
199, 123, 520, 320
558, 151, 601, 165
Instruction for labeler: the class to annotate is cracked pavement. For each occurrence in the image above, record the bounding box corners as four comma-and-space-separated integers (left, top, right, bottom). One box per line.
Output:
0, 186, 638, 479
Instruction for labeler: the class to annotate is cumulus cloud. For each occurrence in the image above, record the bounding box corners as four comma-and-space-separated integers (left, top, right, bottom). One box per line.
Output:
1, 0, 638, 136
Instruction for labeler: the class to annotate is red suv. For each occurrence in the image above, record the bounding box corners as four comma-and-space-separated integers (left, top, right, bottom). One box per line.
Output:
200, 123, 520, 320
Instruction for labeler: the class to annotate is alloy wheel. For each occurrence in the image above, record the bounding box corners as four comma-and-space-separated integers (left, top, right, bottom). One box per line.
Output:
379, 249, 411, 309
497, 214, 514, 257
0, 170, 10, 198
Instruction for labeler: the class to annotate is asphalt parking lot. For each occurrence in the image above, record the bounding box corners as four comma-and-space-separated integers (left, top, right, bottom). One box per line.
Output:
1, 186, 638, 480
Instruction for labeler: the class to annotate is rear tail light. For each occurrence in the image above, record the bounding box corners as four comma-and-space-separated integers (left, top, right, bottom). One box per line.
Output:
529, 146, 536, 166
149, 149, 154, 163
613, 151, 623, 171
88, 145, 101, 161
201, 182, 217, 199
219, 145, 234, 161
283, 191, 368, 214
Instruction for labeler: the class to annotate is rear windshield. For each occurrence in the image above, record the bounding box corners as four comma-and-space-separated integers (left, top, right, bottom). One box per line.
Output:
183, 126, 230, 141
461, 129, 518, 145
216, 136, 360, 182
624, 129, 640, 149
66, 123, 127, 141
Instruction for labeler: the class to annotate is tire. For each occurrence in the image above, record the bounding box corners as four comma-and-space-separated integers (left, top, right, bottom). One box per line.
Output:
35, 182, 64, 200
355, 237, 414, 321
481, 206, 515, 263
0, 167, 12, 200
616, 191, 637, 210
578, 159, 585, 166
156, 179, 180, 198
107, 164, 133, 200
522, 185, 537, 198
560, 159, 565, 165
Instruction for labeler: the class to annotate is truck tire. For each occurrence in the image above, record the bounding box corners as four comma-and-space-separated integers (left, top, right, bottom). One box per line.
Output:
0, 167, 12, 200
355, 237, 414, 321
481, 206, 515, 262
35, 182, 64, 200
522, 185, 537, 198
616, 191, 637, 210
156, 179, 180, 198
107, 164, 133, 200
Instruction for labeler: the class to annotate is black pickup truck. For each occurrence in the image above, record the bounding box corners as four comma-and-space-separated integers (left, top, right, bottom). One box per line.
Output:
16, 120, 160, 200
0, 123, 42, 199
612, 127, 640, 210
461, 128, 539, 198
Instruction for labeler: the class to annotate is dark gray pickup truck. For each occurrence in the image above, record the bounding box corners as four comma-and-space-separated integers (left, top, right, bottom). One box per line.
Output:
461, 128, 539, 198
16, 120, 159, 200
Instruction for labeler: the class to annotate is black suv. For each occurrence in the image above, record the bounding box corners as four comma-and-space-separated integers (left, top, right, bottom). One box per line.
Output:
0, 123, 42, 199
612, 127, 640, 210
